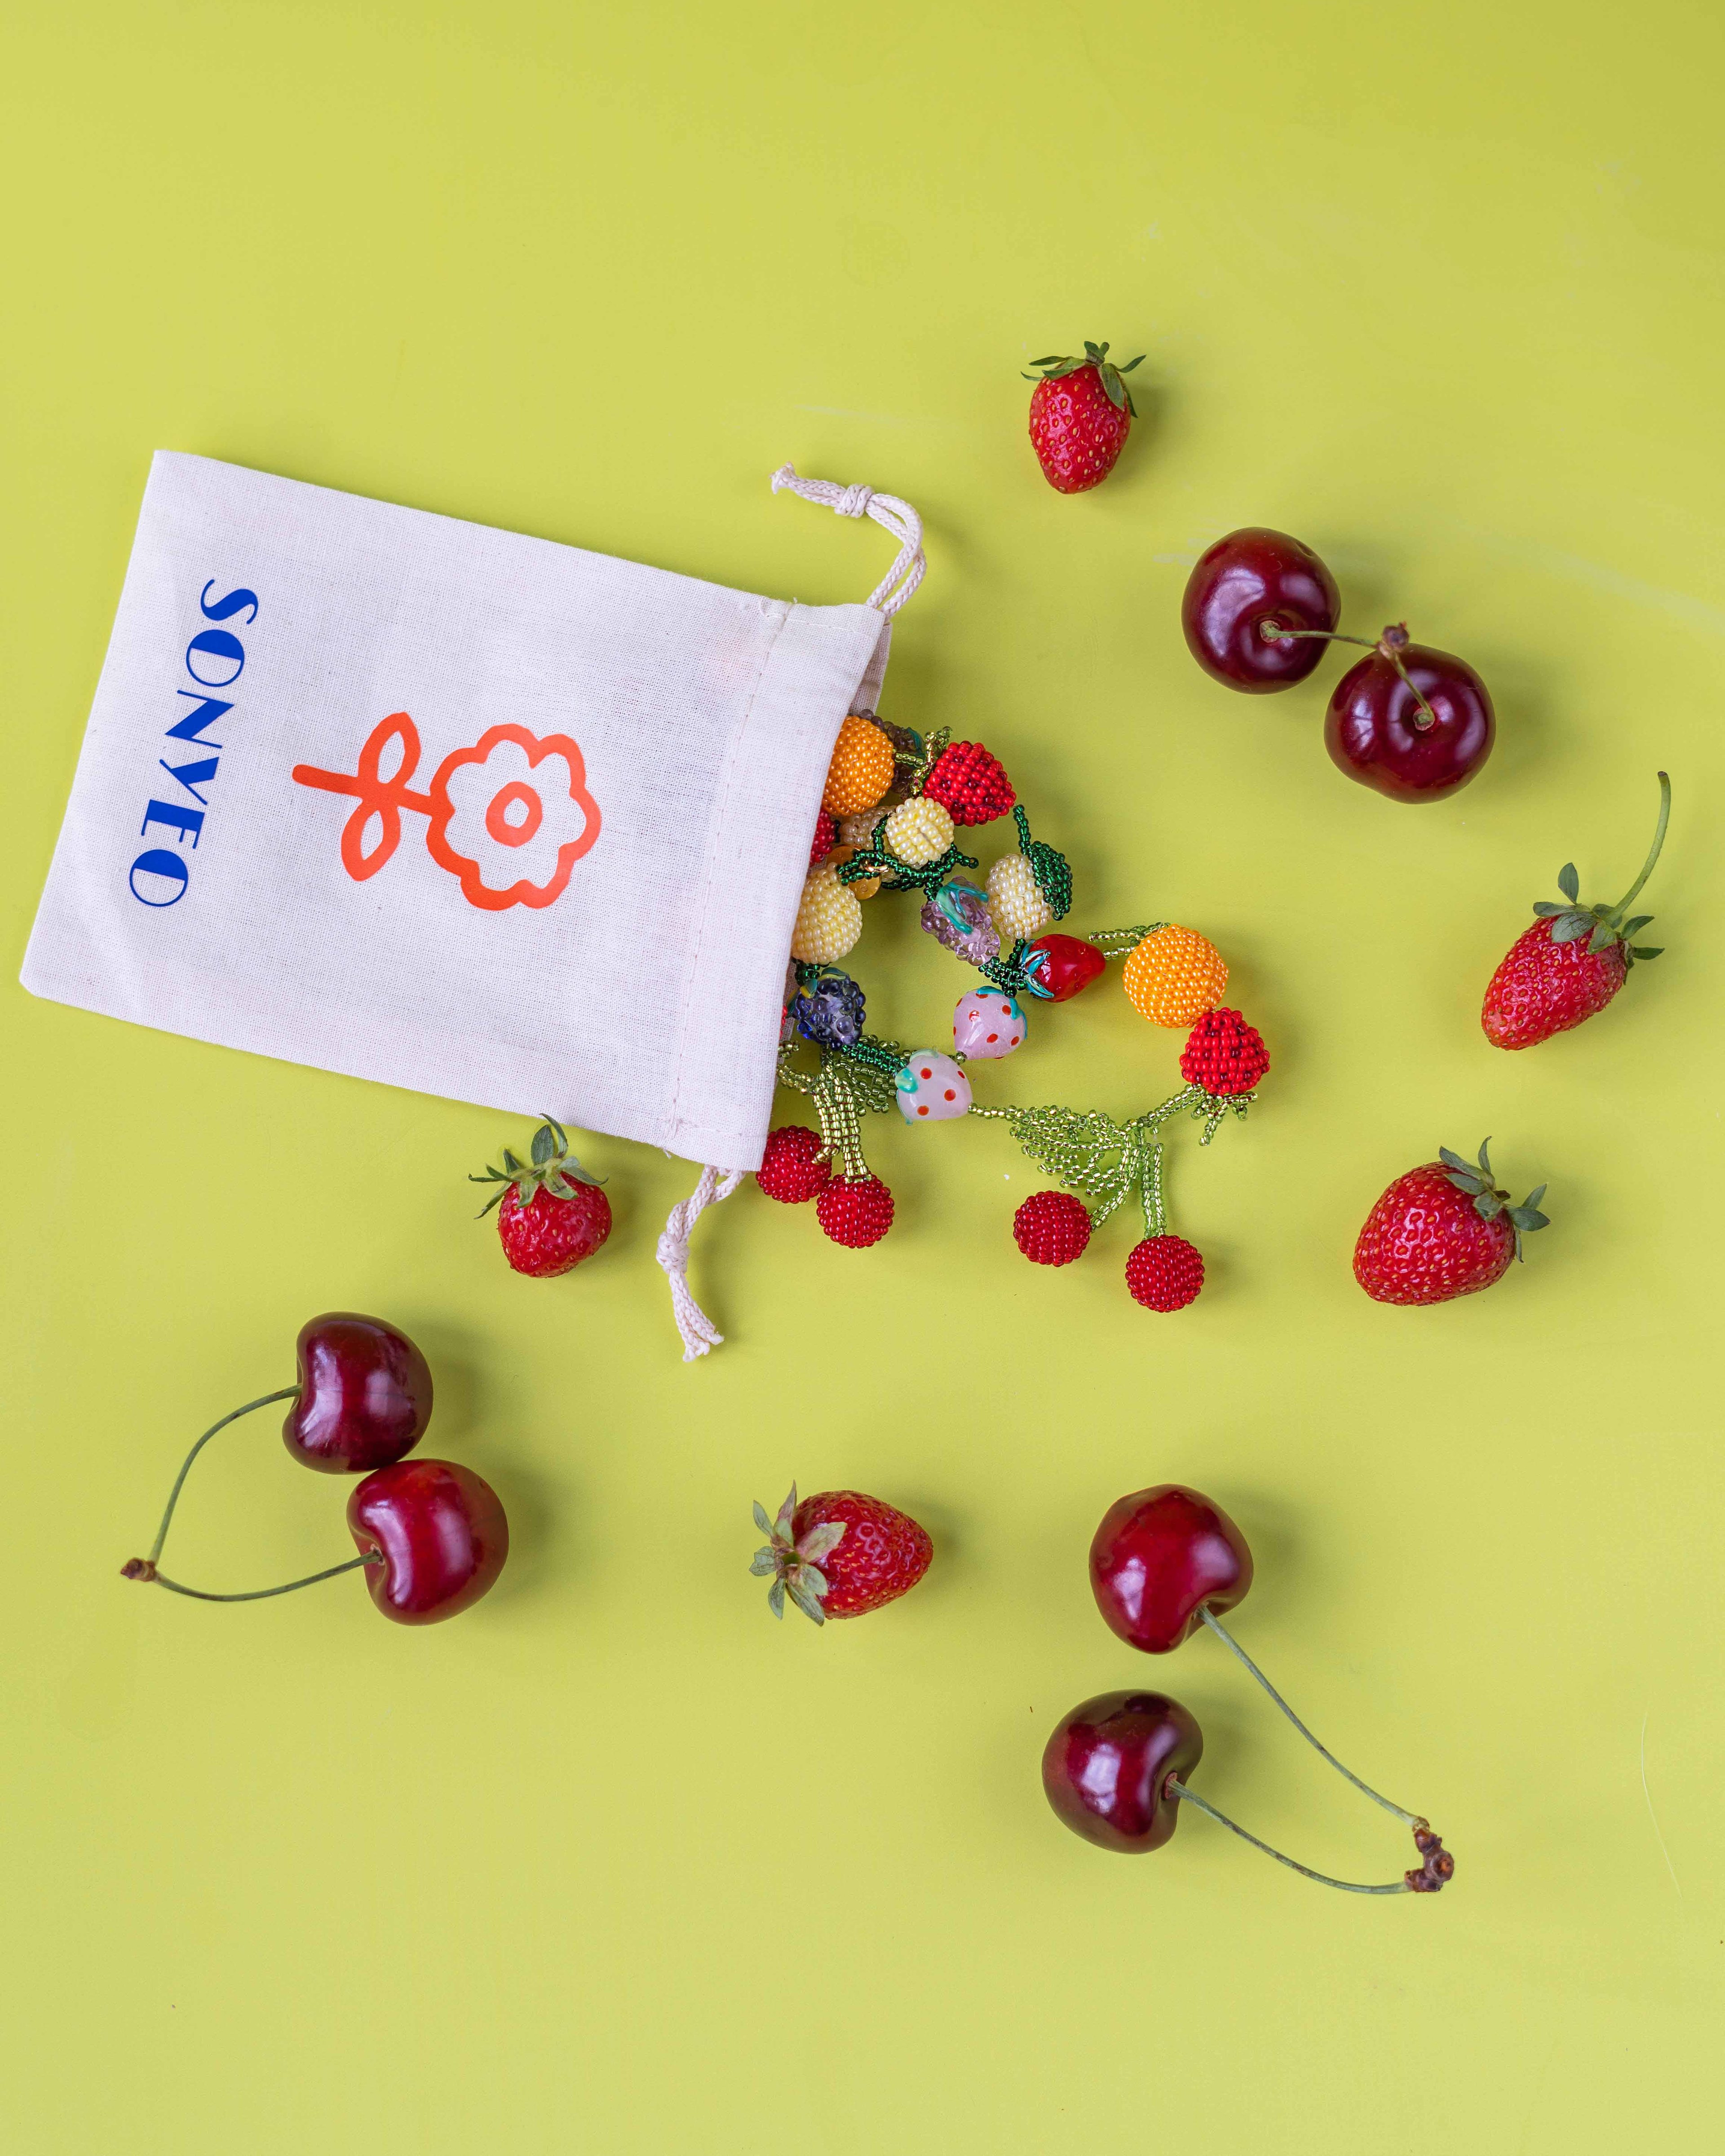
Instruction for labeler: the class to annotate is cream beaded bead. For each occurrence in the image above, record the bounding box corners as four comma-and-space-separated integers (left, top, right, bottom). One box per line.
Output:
882, 796, 954, 868
790, 864, 863, 964
986, 854, 1053, 941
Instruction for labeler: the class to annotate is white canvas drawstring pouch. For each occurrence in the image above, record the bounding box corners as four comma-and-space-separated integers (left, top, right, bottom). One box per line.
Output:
22, 453, 925, 1356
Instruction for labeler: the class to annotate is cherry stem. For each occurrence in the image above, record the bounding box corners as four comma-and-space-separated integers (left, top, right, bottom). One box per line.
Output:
1611, 770, 1671, 918
1200, 1606, 1424, 1828
119, 1383, 380, 1604
1167, 1779, 1411, 1895
1258, 619, 1440, 730
134, 1386, 302, 1568
128, 1553, 383, 1602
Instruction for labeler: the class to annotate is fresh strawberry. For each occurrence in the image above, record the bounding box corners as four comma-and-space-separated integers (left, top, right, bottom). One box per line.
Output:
1125, 1235, 1205, 1311
815, 1173, 894, 1248
1482, 773, 1670, 1049
922, 741, 1017, 826
471, 1117, 611, 1277
750, 1485, 932, 1623
756, 1124, 831, 1205
1179, 1009, 1269, 1097
1354, 1141, 1549, 1306
1025, 340, 1144, 493
1013, 1190, 1092, 1265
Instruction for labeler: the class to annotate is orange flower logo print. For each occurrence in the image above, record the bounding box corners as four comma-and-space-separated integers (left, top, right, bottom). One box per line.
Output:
293, 713, 601, 911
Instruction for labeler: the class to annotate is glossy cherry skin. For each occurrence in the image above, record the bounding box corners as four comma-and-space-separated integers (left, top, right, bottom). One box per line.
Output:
282, 1313, 433, 1473
1090, 1484, 1253, 1653
1043, 1691, 1204, 1852
1325, 643, 1495, 801
347, 1459, 509, 1624
1182, 528, 1341, 693
1026, 933, 1106, 1001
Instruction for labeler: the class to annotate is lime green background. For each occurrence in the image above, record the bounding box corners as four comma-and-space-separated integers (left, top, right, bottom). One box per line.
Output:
3, 3, 1722, 2149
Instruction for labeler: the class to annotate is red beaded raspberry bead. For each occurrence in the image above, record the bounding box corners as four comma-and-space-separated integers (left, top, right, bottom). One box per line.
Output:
816, 1174, 895, 1248
1124, 1235, 1205, 1311
756, 1126, 831, 1205
1012, 1190, 1092, 1266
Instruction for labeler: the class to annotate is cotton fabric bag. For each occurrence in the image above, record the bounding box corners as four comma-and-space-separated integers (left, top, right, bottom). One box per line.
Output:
22, 452, 926, 1353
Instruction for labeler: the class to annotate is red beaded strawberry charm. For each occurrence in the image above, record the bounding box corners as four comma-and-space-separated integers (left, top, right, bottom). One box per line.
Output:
756, 1124, 832, 1205
921, 740, 1017, 825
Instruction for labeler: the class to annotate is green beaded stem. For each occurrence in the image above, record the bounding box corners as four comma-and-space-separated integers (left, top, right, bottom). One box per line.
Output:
1086, 923, 1163, 956
834, 830, 978, 898
776, 1037, 905, 1181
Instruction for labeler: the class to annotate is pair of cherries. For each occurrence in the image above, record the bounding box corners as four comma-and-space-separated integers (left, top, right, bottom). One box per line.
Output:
122, 1314, 508, 1625
1043, 1484, 1453, 1895
1182, 528, 1495, 803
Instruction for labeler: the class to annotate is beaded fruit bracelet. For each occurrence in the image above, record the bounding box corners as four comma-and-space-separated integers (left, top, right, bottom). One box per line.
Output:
758, 717, 1271, 1312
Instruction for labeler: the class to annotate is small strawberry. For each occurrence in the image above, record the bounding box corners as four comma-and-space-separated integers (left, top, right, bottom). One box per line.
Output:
471, 1117, 611, 1277
756, 1124, 831, 1205
922, 741, 1017, 826
1354, 1141, 1550, 1306
1179, 1009, 1269, 1097
809, 807, 838, 867
815, 1173, 894, 1248
1482, 773, 1670, 1050
750, 1485, 933, 1623
1025, 340, 1144, 493
1013, 1189, 1092, 1266
1125, 1235, 1205, 1311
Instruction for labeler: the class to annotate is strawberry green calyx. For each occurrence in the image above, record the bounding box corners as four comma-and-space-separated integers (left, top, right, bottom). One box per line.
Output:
470, 1116, 605, 1217
750, 1485, 846, 1624
1437, 1140, 1550, 1260
1533, 771, 1670, 968
1023, 340, 1145, 416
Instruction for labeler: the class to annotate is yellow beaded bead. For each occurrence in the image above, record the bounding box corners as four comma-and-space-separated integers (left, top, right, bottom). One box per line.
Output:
821, 716, 896, 816
827, 844, 882, 900
790, 864, 863, 964
883, 796, 954, 867
986, 854, 1053, 941
1121, 924, 1228, 1026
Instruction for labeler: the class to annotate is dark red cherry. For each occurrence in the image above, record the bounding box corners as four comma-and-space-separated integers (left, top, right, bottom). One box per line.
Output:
1090, 1483, 1252, 1653
347, 1459, 509, 1625
1182, 528, 1341, 693
1026, 933, 1106, 1001
1325, 641, 1495, 801
1042, 1691, 1203, 1852
283, 1312, 433, 1473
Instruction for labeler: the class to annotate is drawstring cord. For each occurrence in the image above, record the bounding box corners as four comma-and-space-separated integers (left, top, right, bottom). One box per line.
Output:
770, 465, 926, 617
656, 1166, 745, 1360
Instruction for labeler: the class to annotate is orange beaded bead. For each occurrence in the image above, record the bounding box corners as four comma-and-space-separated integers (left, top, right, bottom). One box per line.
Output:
821, 716, 896, 816
1121, 925, 1228, 1028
